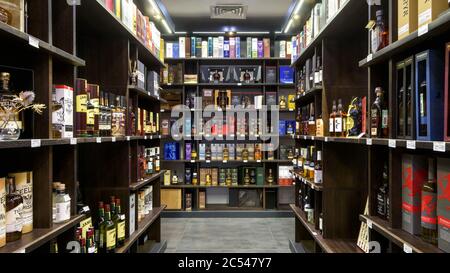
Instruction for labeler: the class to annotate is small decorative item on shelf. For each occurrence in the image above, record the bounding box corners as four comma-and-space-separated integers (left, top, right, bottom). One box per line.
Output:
0, 72, 46, 140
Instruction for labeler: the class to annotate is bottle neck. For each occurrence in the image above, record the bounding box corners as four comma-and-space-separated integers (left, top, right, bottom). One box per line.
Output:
105, 211, 111, 221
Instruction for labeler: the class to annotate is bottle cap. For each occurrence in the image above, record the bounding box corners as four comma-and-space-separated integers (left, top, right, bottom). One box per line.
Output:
98, 201, 104, 208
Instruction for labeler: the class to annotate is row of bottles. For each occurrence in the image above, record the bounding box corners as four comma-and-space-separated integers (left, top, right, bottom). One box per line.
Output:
296, 54, 323, 97
138, 146, 161, 181
95, 198, 126, 253
296, 102, 323, 136
293, 146, 322, 184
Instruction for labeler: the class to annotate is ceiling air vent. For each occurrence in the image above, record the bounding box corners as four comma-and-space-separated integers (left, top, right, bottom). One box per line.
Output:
210, 4, 248, 20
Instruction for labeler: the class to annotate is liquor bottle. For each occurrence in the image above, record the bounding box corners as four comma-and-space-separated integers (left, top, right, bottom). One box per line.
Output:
52, 182, 60, 221
5, 177, 23, 242
398, 85, 405, 137
329, 100, 337, 137
86, 228, 97, 253
192, 172, 198, 185
114, 198, 126, 247
54, 183, 71, 223
97, 202, 105, 253
206, 145, 212, 161
336, 99, 347, 137
406, 82, 413, 136
421, 158, 438, 245
371, 87, 388, 138
103, 204, 116, 253
105, 93, 112, 137
254, 144, 262, 161
296, 108, 301, 134
112, 95, 125, 137
297, 148, 304, 172
316, 114, 324, 136
242, 147, 249, 161
206, 174, 212, 186
185, 169, 192, 184
266, 169, 274, 184
308, 147, 315, 180
191, 145, 198, 160
86, 93, 95, 137
146, 148, 154, 175
303, 148, 310, 178
279, 95, 287, 110
297, 69, 303, 97
319, 212, 324, 235
371, 9, 388, 54
244, 169, 251, 185
223, 146, 229, 161
301, 66, 306, 95
49, 238, 59, 253
377, 163, 389, 219
99, 91, 106, 137
287, 148, 294, 160
287, 122, 294, 135
314, 151, 323, 184
51, 87, 63, 139
88, 84, 100, 137
226, 170, 232, 186
172, 171, 179, 185
308, 103, 316, 136
418, 79, 427, 137
75, 79, 88, 137
250, 169, 256, 184
315, 56, 322, 87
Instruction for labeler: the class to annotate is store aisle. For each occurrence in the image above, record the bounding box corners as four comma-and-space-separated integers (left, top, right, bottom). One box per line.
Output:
162, 218, 294, 253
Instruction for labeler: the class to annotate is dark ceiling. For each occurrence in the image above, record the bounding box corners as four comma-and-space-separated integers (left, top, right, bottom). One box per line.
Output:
157, 0, 296, 33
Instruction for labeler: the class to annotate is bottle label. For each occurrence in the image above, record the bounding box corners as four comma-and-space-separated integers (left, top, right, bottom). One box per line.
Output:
87, 108, 95, 125
91, 99, 100, 114
55, 201, 71, 222
117, 221, 125, 240
329, 118, 334, 132
6, 203, 23, 233
99, 230, 105, 249
88, 246, 96, 254
314, 170, 322, 184
314, 72, 320, 84
319, 217, 323, 231
15, 176, 32, 232
76, 94, 87, 113
381, 110, 388, 129
335, 117, 342, 133
106, 228, 116, 249
421, 191, 437, 230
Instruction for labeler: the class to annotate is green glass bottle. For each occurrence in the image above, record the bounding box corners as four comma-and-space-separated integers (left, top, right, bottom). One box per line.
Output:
97, 202, 105, 253
114, 198, 126, 247
104, 204, 116, 253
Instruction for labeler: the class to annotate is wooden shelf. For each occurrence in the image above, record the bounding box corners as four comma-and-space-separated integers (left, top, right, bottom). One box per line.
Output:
290, 205, 362, 253
161, 184, 290, 189
164, 57, 292, 62
359, 10, 450, 67
130, 171, 165, 191
128, 86, 168, 103
291, 0, 366, 68
0, 214, 86, 253
116, 206, 166, 253
161, 159, 293, 164
359, 215, 443, 253
162, 82, 294, 88
290, 170, 323, 191
78, 0, 165, 70
0, 22, 85, 66
295, 87, 323, 103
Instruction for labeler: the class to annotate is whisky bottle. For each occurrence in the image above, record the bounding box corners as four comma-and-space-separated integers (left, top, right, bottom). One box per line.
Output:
172, 171, 179, 185
206, 145, 212, 161
223, 146, 229, 161
314, 151, 323, 184
75, 79, 88, 137
279, 95, 287, 110
191, 145, 198, 160
398, 85, 405, 137
97, 202, 105, 252
226, 170, 232, 186
314, 56, 322, 87
377, 163, 389, 219
296, 108, 301, 134
86, 93, 95, 137
250, 169, 256, 184
185, 169, 192, 184
105, 93, 112, 137
254, 144, 262, 161
371, 9, 389, 54
329, 100, 336, 137
192, 172, 198, 185
206, 174, 212, 186
319, 212, 324, 235
242, 147, 249, 161
244, 169, 251, 185
86, 228, 97, 253
88, 84, 100, 137
287, 148, 294, 160
49, 238, 59, 253
301, 66, 306, 95
266, 169, 274, 184
5, 177, 23, 242
371, 87, 388, 138
303, 148, 310, 178
114, 198, 126, 247
418, 79, 428, 137
287, 122, 294, 135
421, 158, 438, 245
406, 83, 413, 136
54, 184, 71, 223
336, 99, 346, 137
99, 91, 106, 137
308, 147, 315, 180
103, 204, 116, 253
308, 103, 316, 136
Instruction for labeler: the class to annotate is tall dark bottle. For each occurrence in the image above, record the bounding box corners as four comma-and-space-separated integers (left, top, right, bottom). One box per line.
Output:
75, 79, 88, 137
421, 158, 438, 245
103, 204, 116, 253
371, 87, 388, 138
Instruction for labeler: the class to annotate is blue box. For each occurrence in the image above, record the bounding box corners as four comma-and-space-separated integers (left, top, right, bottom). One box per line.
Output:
415, 49, 444, 141
286, 120, 295, 135
164, 142, 180, 160
278, 120, 286, 136
279, 66, 294, 84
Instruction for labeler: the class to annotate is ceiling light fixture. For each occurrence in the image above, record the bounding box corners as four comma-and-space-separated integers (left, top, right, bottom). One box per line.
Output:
148, 0, 174, 34
237, 31, 271, 35
283, 0, 305, 33
162, 19, 173, 34
192, 31, 226, 35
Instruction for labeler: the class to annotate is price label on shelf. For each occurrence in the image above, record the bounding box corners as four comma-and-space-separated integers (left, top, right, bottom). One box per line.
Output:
206, 160, 211, 163
111, 137, 116, 142
303, 136, 307, 140
406, 140, 416, 150
388, 139, 396, 148
311, 136, 315, 140
433, 142, 446, 152
367, 220, 373, 229
158, 135, 161, 139
366, 53, 373, 62
14, 248, 26, 254
31, 139, 41, 148
243, 160, 248, 163
366, 138, 372, 146
418, 24, 429, 37
149, 135, 153, 139
126, 136, 131, 141
312, 232, 318, 236
96, 137, 102, 143
237, 83, 242, 86
70, 138, 77, 145
223, 160, 228, 163
190, 160, 196, 163
325, 137, 329, 142
144, 135, 148, 140
256, 160, 261, 163
148, 92, 151, 96
28, 35, 39, 48
403, 244, 413, 253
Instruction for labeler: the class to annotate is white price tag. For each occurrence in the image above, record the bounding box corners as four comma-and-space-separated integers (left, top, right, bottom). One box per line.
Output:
31, 139, 41, 148
148, 92, 152, 96
206, 160, 211, 163
70, 138, 77, 145
367, 220, 373, 229
325, 137, 329, 142
243, 160, 248, 163
367, 53, 373, 62
126, 136, 131, 141
403, 244, 413, 253
28, 36, 39, 48
388, 139, 396, 148
158, 135, 161, 139
366, 138, 372, 146
256, 160, 262, 163
149, 135, 153, 139
406, 140, 416, 150
418, 24, 429, 37
311, 136, 315, 140
14, 248, 26, 253
96, 137, 102, 143
312, 232, 318, 236
237, 83, 242, 86
144, 135, 148, 140
111, 137, 116, 142
160, 109, 165, 113
433, 142, 446, 152
303, 136, 307, 140
223, 160, 228, 163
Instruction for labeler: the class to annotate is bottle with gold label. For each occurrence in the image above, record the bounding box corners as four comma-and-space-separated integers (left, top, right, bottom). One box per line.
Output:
308, 147, 315, 180
172, 171, 178, 185
303, 148, 310, 178
114, 198, 126, 247
254, 144, 262, 161
279, 95, 287, 110
242, 147, 249, 161
287, 148, 294, 160
86, 92, 95, 137
206, 174, 212, 186
103, 204, 116, 253
192, 172, 198, 185
191, 145, 198, 160
75, 79, 88, 137
244, 169, 251, 185
226, 170, 232, 186
266, 169, 274, 184
223, 146, 229, 161
5, 177, 23, 243
88, 84, 100, 137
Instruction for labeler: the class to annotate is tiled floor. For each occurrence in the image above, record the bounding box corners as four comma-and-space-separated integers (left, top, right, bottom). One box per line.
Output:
162, 217, 294, 253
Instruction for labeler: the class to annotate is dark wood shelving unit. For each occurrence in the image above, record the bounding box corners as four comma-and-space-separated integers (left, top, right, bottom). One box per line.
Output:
359, 215, 443, 253
161, 184, 291, 189
290, 170, 323, 191
130, 171, 165, 191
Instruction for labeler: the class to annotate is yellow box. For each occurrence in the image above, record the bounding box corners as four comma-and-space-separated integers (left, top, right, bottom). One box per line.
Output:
288, 94, 296, 110
398, 0, 418, 40
161, 189, 182, 210
163, 170, 171, 186
418, 0, 448, 27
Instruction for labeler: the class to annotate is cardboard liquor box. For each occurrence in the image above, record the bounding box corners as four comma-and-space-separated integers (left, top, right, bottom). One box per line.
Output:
219, 169, 226, 185
199, 191, 206, 209
415, 49, 445, 141
129, 193, 136, 236
398, 0, 418, 40
202, 89, 215, 109
401, 154, 427, 235
0, 0, 25, 31
164, 142, 180, 160
53, 85, 74, 138
199, 143, 206, 160
185, 143, 192, 161
418, 0, 448, 28
265, 66, 277, 84
256, 168, 264, 186
164, 170, 171, 186
288, 94, 296, 110
8, 172, 32, 234
211, 168, 219, 186
0, 177, 5, 247
437, 158, 450, 252
161, 189, 182, 210
199, 168, 207, 186
263, 38, 271, 58
445, 43, 450, 141
137, 190, 145, 222
185, 193, 192, 211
